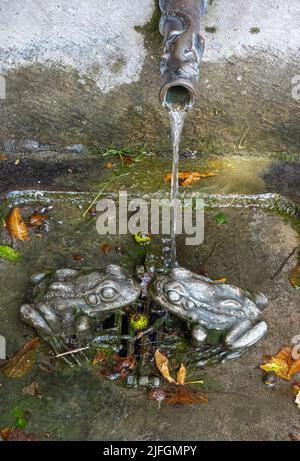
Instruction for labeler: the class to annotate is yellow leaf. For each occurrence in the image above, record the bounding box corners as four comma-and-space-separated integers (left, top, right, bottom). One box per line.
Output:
176, 363, 186, 385
154, 350, 175, 383
6, 208, 29, 241
260, 347, 300, 381
214, 278, 227, 284
165, 171, 217, 186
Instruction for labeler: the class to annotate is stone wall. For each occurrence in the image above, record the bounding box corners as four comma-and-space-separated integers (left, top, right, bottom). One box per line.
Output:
0, 0, 299, 154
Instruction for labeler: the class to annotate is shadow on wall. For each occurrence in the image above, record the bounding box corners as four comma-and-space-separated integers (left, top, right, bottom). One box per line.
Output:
262, 161, 300, 203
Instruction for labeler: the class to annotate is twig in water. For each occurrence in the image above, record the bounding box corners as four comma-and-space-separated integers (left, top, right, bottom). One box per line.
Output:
270, 247, 298, 281
83, 173, 129, 217
54, 346, 90, 359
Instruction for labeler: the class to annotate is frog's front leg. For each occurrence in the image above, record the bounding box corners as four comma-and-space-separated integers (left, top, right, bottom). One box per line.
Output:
192, 324, 208, 345
20, 303, 78, 366
224, 320, 267, 350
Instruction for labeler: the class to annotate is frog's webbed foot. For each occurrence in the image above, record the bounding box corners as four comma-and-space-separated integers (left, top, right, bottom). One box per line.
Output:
225, 320, 267, 350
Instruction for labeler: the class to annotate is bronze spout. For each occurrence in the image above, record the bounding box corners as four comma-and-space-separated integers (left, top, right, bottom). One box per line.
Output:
159, 0, 208, 110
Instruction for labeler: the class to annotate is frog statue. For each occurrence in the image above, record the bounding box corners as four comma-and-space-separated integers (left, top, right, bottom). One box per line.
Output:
20, 265, 141, 364
152, 267, 268, 359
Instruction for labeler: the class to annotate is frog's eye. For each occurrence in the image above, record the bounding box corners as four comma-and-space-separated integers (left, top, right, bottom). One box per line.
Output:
167, 290, 182, 303
185, 300, 196, 310
100, 286, 118, 302
86, 294, 101, 307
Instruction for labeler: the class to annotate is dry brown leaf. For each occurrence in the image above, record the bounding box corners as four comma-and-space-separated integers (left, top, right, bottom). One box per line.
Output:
166, 385, 208, 405
6, 428, 37, 441
260, 346, 300, 381
0, 337, 40, 378
6, 208, 29, 241
176, 363, 186, 385
0, 427, 13, 440
28, 215, 48, 226
165, 171, 217, 186
22, 380, 41, 398
121, 155, 133, 165
154, 350, 175, 383
92, 351, 107, 366
73, 253, 84, 261
292, 382, 300, 397
0, 154, 7, 161
101, 244, 111, 254
289, 265, 300, 289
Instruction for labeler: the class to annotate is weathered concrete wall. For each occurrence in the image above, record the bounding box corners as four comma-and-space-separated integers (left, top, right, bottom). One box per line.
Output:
0, 0, 299, 154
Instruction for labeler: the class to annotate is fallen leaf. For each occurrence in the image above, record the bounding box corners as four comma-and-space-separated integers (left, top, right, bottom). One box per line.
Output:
7, 428, 36, 441
92, 351, 107, 366
22, 380, 41, 398
0, 337, 40, 378
289, 426, 300, 441
106, 162, 113, 169
214, 212, 228, 225
121, 155, 133, 165
28, 214, 48, 226
154, 350, 175, 384
101, 244, 111, 254
6, 208, 29, 241
12, 407, 28, 429
260, 346, 300, 381
0, 427, 13, 440
73, 253, 84, 261
176, 363, 186, 385
289, 265, 300, 289
134, 232, 152, 244
148, 388, 167, 401
292, 382, 300, 397
0, 245, 21, 262
166, 385, 208, 405
165, 171, 217, 187
0, 154, 7, 161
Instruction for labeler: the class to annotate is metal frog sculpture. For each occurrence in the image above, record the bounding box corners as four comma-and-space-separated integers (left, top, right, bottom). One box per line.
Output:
159, 0, 208, 106
20, 264, 268, 364
152, 268, 268, 356
20, 265, 141, 363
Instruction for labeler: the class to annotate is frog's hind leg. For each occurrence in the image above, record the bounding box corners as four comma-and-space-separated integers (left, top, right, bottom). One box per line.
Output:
20, 304, 75, 367
225, 320, 267, 350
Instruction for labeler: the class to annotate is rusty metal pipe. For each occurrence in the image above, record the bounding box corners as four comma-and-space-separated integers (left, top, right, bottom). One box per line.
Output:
159, 0, 208, 110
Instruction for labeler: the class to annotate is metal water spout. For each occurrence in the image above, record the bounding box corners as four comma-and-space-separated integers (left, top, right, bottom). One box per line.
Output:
159, 0, 208, 110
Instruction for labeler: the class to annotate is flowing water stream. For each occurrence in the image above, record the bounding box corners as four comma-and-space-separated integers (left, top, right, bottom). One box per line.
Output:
168, 109, 186, 266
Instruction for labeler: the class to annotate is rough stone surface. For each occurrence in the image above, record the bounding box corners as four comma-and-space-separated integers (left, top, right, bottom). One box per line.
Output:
0, 1, 299, 152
